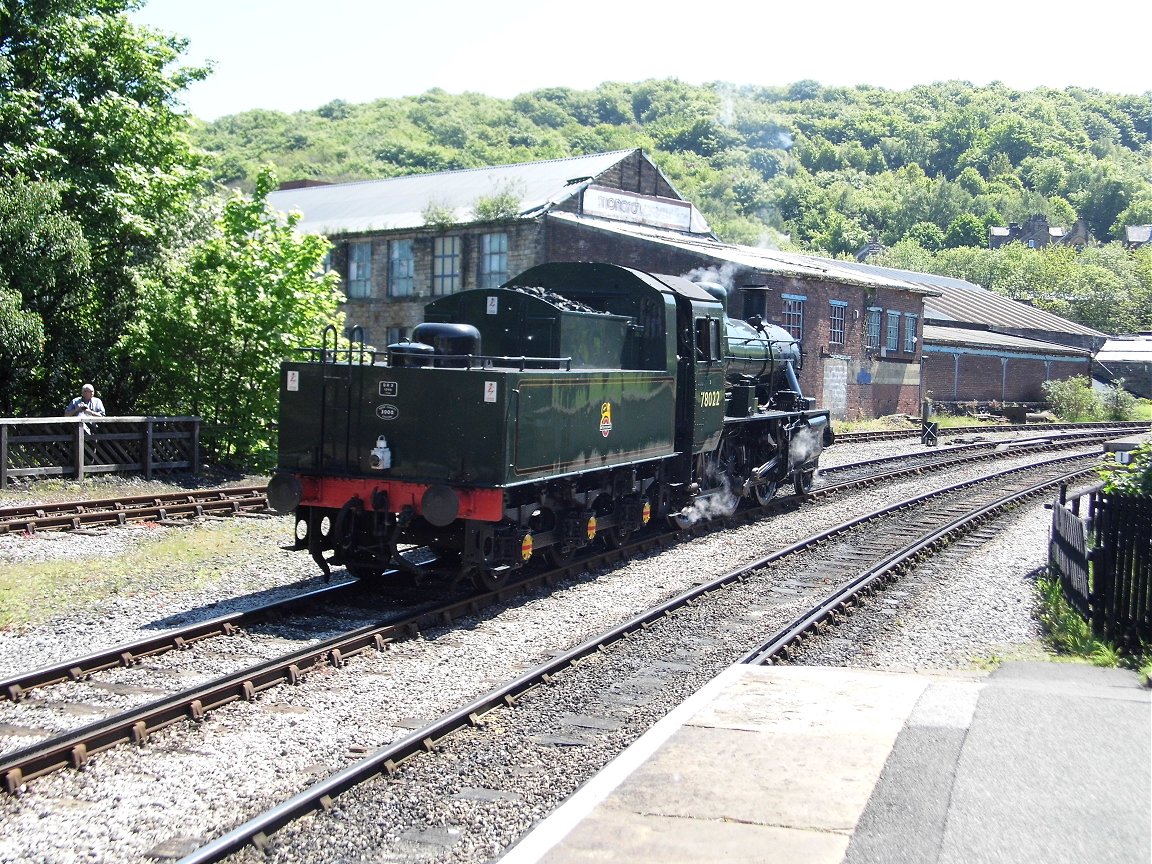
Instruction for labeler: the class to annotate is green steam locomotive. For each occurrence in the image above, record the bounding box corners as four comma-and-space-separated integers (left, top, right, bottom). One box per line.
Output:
268, 262, 833, 589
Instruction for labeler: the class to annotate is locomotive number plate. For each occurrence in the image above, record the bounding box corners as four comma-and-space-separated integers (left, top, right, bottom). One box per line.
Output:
379, 381, 398, 397
376, 404, 399, 420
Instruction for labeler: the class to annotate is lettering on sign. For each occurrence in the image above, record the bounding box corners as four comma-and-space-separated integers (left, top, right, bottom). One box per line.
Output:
379, 381, 398, 397
581, 184, 693, 231
376, 404, 399, 421
484, 382, 498, 403
286, 371, 299, 392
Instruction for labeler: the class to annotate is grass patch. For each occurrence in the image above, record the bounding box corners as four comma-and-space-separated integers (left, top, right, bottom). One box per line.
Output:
1035, 572, 1151, 685
0, 520, 275, 630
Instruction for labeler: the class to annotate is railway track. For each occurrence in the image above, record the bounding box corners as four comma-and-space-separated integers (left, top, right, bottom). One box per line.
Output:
0, 439, 1106, 850
0, 430, 1129, 863
0, 422, 1142, 538
0, 486, 268, 534
173, 449, 1099, 864
834, 418, 1149, 444
0, 426, 1114, 711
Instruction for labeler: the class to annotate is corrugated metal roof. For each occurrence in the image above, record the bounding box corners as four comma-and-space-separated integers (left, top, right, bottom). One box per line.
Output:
923, 324, 1090, 356
546, 213, 932, 293
267, 150, 652, 235
839, 260, 1105, 339
1097, 336, 1152, 362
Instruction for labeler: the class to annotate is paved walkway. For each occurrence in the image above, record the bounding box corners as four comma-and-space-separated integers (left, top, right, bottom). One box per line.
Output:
499, 662, 1151, 864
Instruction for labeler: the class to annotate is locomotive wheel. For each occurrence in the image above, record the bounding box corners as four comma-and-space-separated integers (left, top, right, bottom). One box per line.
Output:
601, 525, 631, 549
793, 469, 815, 494
543, 543, 575, 568
753, 480, 778, 506
592, 494, 631, 549
473, 568, 508, 593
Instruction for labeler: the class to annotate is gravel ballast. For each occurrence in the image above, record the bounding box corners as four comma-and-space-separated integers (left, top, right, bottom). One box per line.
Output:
0, 434, 1086, 863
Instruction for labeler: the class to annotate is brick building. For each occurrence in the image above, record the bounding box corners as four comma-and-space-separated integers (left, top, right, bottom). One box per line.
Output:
269, 149, 1101, 420
836, 261, 1103, 408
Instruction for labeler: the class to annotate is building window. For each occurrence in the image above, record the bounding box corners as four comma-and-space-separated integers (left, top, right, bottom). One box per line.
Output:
866, 308, 882, 349
347, 241, 372, 299
386, 326, 409, 345
829, 301, 847, 345
782, 293, 805, 340
479, 232, 508, 288
904, 314, 918, 353
388, 240, 414, 297
432, 236, 461, 295
886, 310, 900, 352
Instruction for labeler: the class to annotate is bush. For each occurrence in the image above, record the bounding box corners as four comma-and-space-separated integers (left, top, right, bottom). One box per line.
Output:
1097, 440, 1152, 496
1099, 378, 1139, 420
1041, 376, 1100, 420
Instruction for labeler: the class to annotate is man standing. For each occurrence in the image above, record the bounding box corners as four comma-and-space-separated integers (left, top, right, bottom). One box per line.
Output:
65, 384, 106, 417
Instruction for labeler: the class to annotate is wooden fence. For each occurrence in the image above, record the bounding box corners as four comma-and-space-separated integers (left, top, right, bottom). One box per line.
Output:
0, 417, 201, 489
1049, 484, 1152, 650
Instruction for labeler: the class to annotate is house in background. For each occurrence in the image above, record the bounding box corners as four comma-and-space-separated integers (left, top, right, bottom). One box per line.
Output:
989, 214, 1093, 250
1124, 225, 1152, 250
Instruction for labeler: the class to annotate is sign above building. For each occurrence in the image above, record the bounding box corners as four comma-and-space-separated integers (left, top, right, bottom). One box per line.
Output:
582, 185, 693, 232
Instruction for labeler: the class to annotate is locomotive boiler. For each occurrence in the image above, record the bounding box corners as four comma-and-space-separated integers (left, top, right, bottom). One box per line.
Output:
268, 262, 832, 589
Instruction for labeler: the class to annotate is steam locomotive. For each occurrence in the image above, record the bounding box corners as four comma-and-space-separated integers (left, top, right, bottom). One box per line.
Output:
268, 262, 833, 589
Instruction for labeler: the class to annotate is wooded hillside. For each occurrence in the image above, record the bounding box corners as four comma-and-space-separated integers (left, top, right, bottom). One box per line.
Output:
193, 79, 1152, 255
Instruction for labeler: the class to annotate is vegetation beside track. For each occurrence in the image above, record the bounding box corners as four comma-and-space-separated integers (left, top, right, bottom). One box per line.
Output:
0, 515, 299, 630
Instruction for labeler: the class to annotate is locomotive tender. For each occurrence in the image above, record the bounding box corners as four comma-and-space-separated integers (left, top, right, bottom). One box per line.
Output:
268, 262, 833, 589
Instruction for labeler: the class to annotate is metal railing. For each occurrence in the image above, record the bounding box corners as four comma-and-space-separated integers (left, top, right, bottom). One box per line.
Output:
1049, 483, 1152, 650
0, 417, 201, 489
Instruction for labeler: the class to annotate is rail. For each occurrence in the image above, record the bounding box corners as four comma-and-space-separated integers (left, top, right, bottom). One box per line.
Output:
0, 416, 201, 489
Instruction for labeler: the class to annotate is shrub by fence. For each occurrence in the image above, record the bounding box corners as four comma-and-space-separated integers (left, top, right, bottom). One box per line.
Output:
0, 417, 201, 489
1049, 484, 1152, 650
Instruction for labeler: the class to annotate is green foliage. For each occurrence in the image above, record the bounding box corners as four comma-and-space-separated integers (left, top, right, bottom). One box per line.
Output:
0, 286, 45, 415
943, 213, 986, 248
122, 168, 344, 468
1099, 378, 1139, 420
0, 0, 211, 412
1041, 376, 1101, 421
0, 175, 92, 414
422, 200, 457, 230
191, 79, 1150, 272
1039, 376, 1141, 425
472, 181, 525, 221
1037, 568, 1150, 676
1097, 441, 1152, 496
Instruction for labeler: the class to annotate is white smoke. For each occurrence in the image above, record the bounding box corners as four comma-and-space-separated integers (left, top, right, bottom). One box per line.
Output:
789, 425, 824, 485
681, 262, 740, 292
676, 483, 740, 527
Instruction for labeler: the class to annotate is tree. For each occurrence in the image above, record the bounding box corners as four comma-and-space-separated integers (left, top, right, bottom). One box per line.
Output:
0, 0, 210, 411
123, 169, 345, 468
0, 287, 44, 415
944, 213, 986, 248
0, 175, 91, 414
905, 222, 945, 251
1042, 377, 1100, 421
